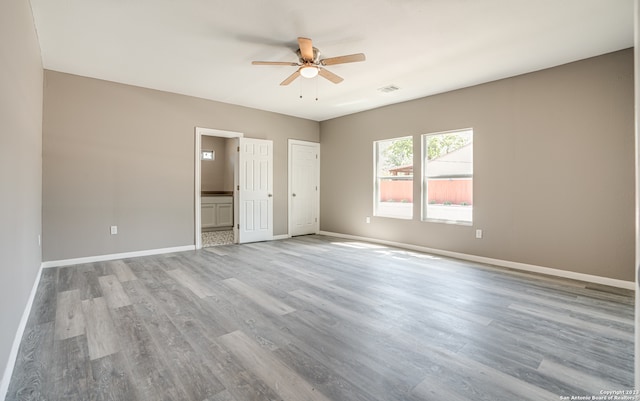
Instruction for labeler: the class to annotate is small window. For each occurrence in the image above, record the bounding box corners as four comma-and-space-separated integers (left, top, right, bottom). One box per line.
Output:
422, 129, 473, 224
201, 150, 214, 160
374, 136, 413, 219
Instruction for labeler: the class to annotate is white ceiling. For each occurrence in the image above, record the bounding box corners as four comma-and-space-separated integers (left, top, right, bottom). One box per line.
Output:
30, 0, 634, 121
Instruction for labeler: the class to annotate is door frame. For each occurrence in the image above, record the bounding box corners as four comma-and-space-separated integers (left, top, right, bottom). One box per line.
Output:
288, 139, 320, 237
194, 127, 243, 249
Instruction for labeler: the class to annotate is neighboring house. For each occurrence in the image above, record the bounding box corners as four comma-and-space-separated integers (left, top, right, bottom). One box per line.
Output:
388, 165, 413, 176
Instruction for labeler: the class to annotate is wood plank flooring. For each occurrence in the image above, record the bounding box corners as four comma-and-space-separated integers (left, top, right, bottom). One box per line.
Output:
6, 235, 635, 401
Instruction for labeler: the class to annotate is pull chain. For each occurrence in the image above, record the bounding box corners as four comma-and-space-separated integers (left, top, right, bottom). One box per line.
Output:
297, 75, 320, 101
299, 77, 303, 99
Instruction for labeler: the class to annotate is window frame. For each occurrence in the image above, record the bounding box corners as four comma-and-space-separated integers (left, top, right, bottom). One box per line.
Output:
421, 128, 474, 225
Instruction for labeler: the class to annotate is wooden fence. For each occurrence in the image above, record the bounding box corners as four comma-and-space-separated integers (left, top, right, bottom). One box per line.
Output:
379, 178, 472, 205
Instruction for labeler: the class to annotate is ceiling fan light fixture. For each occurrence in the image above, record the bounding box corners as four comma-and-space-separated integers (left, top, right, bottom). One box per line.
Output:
300, 65, 319, 79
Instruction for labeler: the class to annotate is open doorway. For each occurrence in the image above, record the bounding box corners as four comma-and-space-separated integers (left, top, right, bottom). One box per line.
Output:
194, 127, 243, 249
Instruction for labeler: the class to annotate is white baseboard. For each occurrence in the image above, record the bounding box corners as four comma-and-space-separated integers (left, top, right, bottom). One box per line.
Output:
41, 245, 196, 268
273, 234, 291, 241
319, 231, 635, 290
0, 263, 44, 401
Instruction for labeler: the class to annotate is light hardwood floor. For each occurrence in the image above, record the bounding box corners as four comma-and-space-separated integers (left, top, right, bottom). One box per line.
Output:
6, 235, 634, 400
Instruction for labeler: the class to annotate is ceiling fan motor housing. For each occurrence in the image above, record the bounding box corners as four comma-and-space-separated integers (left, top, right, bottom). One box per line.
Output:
297, 47, 320, 64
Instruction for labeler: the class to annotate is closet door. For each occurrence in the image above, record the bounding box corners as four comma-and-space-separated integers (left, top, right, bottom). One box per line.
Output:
289, 140, 319, 236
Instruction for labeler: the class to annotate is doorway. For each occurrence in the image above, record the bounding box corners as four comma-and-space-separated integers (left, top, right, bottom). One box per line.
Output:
288, 139, 320, 236
195, 127, 243, 249
195, 128, 274, 248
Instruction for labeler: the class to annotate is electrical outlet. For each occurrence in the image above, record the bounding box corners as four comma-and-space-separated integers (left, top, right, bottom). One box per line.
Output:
110, 225, 118, 235
366, 217, 371, 224
475, 229, 483, 239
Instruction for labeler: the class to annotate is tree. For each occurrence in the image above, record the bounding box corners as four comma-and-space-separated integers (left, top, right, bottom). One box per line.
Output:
382, 138, 413, 170
426, 134, 469, 160
379, 133, 470, 175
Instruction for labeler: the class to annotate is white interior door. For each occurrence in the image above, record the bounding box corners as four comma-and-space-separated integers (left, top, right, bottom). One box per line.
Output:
289, 140, 319, 237
238, 138, 273, 243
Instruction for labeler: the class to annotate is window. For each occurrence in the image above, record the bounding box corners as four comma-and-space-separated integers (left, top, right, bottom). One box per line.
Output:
201, 150, 215, 160
374, 136, 413, 219
422, 129, 473, 224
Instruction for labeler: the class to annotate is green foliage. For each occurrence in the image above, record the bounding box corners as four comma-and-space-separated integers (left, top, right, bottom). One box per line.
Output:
378, 132, 471, 175
426, 134, 470, 160
382, 138, 413, 169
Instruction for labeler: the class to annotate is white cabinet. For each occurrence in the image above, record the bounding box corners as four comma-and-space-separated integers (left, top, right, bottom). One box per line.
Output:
201, 203, 216, 228
216, 203, 233, 226
201, 196, 233, 229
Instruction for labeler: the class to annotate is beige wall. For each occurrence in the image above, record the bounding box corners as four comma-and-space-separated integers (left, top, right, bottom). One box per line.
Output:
320, 49, 635, 282
43, 71, 319, 261
39, 49, 635, 282
0, 0, 43, 382
200, 135, 228, 192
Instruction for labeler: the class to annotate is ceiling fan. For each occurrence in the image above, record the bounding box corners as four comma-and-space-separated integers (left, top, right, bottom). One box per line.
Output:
252, 37, 366, 86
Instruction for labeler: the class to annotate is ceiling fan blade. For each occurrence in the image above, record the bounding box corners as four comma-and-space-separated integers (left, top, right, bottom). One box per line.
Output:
298, 37, 314, 61
318, 68, 344, 84
280, 70, 301, 86
252, 61, 298, 66
320, 53, 366, 66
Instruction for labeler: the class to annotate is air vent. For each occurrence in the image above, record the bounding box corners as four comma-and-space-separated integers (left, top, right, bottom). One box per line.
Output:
378, 85, 400, 93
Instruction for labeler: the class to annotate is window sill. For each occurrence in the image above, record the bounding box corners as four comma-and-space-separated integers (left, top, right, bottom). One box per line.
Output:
422, 218, 472, 226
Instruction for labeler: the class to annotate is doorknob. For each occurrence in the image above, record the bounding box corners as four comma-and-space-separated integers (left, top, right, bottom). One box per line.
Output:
292, 193, 296, 197
268, 194, 273, 197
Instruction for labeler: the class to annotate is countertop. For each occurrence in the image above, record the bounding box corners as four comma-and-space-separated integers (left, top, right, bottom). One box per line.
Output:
201, 191, 233, 196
